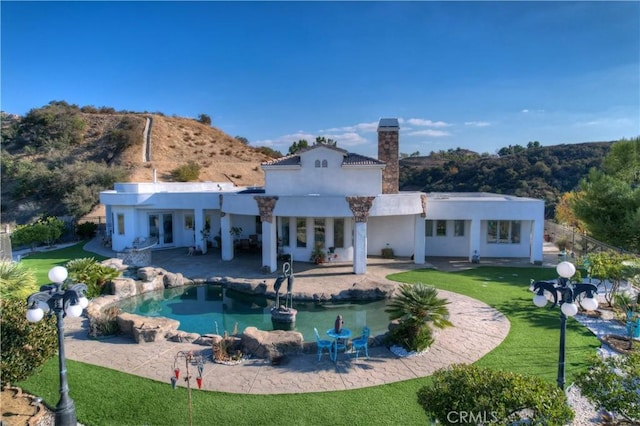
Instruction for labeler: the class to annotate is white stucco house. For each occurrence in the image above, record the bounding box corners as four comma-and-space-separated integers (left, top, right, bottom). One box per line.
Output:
100, 118, 544, 274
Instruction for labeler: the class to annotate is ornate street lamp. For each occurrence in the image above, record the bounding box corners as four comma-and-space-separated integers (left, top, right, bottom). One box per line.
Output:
531, 261, 599, 390
26, 266, 88, 426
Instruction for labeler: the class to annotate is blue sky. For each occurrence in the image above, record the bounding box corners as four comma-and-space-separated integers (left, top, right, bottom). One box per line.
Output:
2, 1, 639, 158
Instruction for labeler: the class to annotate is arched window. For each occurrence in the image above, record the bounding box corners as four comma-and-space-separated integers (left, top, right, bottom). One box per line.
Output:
315, 160, 321, 168
321, 159, 328, 168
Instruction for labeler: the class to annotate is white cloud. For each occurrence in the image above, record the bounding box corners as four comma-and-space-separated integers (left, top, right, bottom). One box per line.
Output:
465, 121, 491, 127
407, 129, 451, 137
406, 118, 450, 127
521, 109, 529, 113
253, 130, 368, 152
320, 121, 378, 133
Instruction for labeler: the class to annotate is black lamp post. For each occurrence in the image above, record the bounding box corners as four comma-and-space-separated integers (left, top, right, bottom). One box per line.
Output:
531, 261, 599, 390
26, 266, 88, 426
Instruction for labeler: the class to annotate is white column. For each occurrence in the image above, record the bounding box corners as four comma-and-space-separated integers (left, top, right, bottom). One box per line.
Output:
413, 215, 425, 264
262, 220, 278, 272
353, 221, 367, 274
221, 214, 233, 260
469, 219, 481, 261
531, 220, 544, 264
194, 209, 206, 254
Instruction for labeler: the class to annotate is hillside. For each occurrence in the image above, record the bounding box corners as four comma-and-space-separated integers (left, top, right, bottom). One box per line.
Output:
1, 103, 274, 224
399, 142, 613, 218
1, 102, 618, 225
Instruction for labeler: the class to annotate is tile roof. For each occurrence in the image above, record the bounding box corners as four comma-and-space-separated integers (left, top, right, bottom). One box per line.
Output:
261, 144, 384, 167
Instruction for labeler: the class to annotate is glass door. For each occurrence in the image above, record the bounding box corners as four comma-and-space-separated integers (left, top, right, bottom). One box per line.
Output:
148, 213, 174, 246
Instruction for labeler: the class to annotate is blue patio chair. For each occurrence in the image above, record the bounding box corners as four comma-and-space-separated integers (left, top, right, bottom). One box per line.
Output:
314, 327, 332, 361
351, 326, 370, 361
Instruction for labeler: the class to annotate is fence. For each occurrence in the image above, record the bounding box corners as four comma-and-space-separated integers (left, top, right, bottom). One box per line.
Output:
544, 220, 635, 257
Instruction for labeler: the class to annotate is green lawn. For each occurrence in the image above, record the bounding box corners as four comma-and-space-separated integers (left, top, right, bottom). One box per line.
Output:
17, 248, 599, 425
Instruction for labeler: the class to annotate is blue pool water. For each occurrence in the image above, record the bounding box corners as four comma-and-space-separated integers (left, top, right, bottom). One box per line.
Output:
117, 285, 391, 342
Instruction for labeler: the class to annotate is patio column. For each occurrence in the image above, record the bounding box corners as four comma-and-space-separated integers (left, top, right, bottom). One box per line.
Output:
412, 194, 427, 264
194, 209, 206, 254
254, 196, 279, 272
413, 215, 426, 264
347, 196, 375, 275
221, 213, 233, 261
531, 219, 544, 265
469, 219, 481, 262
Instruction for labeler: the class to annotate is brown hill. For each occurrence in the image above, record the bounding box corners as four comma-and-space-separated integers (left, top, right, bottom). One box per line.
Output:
86, 113, 270, 185
1, 108, 274, 223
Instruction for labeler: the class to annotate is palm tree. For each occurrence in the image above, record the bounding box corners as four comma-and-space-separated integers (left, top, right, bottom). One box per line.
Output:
0, 260, 38, 300
65, 257, 120, 298
385, 283, 453, 352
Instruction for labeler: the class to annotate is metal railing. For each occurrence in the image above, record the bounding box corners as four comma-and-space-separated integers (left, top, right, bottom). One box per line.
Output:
544, 220, 635, 257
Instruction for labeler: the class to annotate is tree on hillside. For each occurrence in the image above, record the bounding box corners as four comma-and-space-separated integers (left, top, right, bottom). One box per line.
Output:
554, 191, 586, 230
197, 114, 212, 126
314, 136, 337, 146
16, 100, 86, 150
235, 136, 249, 145
288, 139, 309, 155
570, 137, 640, 252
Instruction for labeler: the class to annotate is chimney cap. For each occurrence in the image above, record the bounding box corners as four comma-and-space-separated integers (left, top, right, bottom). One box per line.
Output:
378, 118, 399, 130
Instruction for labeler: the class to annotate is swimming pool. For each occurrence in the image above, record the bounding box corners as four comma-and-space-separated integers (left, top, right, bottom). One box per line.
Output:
117, 285, 391, 342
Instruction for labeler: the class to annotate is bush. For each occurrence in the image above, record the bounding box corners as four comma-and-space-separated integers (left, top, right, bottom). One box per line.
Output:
65, 257, 120, 298
417, 364, 574, 425
0, 298, 58, 386
11, 216, 65, 250
197, 114, 212, 125
76, 221, 98, 239
89, 305, 121, 338
575, 352, 640, 423
171, 161, 201, 182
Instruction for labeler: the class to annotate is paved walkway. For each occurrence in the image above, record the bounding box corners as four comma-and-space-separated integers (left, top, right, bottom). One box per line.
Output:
59, 239, 563, 394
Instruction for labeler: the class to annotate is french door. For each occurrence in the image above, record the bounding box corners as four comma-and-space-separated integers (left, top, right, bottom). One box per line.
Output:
148, 213, 174, 247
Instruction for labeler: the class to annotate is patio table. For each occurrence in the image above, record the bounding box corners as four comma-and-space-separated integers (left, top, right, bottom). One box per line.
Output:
326, 328, 351, 361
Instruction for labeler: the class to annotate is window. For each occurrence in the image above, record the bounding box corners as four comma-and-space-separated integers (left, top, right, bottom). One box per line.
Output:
296, 218, 306, 247
425, 220, 433, 237
321, 159, 328, 168
314, 218, 325, 246
333, 218, 344, 248
185, 214, 194, 230
281, 217, 290, 246
454, 220, 465, 237
117, 214, 125, 235
315, 160, 321, 168
487, 220, 498, 243
436, 220, 447, 236
487, 220, 522, 244
511, 221, 521, 243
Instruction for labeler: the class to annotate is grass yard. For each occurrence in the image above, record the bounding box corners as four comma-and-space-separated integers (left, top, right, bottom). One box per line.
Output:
16, 247, 599, 425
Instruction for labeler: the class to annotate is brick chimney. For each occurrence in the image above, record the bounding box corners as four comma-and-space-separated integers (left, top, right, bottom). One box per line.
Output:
377, 118, 399, 194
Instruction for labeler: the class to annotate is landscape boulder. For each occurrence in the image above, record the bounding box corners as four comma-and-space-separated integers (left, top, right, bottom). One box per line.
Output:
116, 312, 180, 343
241, 327, 303, 359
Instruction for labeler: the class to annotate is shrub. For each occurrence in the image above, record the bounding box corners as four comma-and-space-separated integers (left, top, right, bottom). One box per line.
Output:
0, 260, 38, 300
171, 161, 201, 182
417, 364, 574, 425
197, 114, 212, 125
575, 352, 640, 423
385, 283, 452, 352
89, 305, 121, 338
76, 221, 98, 239
11, 216, 65, 250
0, 298, 58, 386
65, 257, 120, 298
